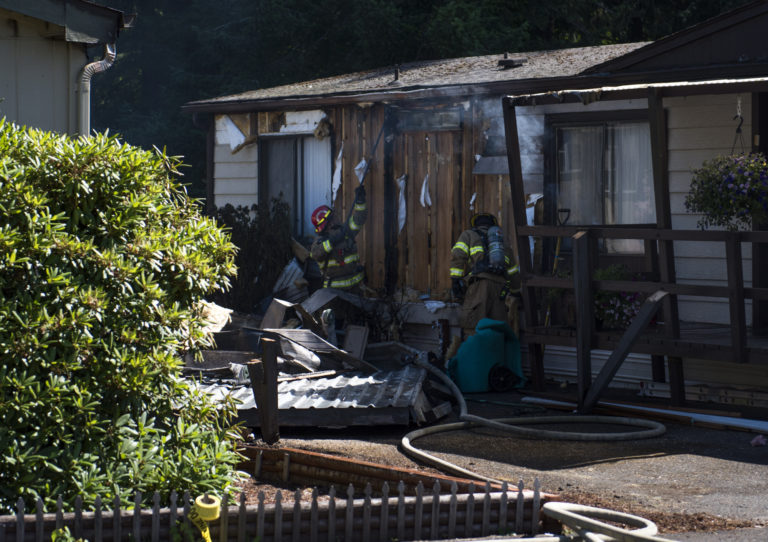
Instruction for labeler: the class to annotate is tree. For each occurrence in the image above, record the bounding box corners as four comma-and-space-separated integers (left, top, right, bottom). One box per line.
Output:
0, 121, 241, 512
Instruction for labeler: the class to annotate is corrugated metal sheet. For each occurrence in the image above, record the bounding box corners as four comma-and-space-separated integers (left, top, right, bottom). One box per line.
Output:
197, 364, 424, 411
276, 365, 425, 410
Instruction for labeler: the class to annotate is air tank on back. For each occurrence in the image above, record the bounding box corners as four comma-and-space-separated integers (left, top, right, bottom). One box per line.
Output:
487, 225, 505, 270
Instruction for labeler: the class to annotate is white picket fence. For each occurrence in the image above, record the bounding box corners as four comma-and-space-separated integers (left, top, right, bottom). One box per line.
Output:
0, 479, 550, 542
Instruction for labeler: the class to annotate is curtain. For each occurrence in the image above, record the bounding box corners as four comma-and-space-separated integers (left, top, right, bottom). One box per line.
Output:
557, 126, 603, 226
606, 122, 655, 253
555, 121, 655, 254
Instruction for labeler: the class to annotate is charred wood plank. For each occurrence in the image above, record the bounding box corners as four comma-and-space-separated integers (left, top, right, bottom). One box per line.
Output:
247, 338, 280, 444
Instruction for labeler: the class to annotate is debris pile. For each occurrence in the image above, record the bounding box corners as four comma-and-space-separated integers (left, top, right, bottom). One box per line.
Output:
187, 287, 462, 435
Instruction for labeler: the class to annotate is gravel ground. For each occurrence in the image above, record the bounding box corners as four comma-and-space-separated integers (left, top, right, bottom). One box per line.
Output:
236, 390, 768, 539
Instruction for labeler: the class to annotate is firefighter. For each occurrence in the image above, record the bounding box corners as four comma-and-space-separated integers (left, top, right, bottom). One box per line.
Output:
310, 185, 368, 291
450, 212, 520, 335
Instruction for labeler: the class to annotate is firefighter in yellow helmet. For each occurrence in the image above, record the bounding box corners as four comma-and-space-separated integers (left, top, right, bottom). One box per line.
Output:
309, 185, 368, 291
450, 213, 520, 334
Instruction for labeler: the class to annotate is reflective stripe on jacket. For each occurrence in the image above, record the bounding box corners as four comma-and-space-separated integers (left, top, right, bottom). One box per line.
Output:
450, 227, 520, 286
310, 200, 368, 289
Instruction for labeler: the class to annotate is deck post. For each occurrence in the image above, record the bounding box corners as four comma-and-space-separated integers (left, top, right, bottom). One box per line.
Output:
726, 233, 747, 361
752, 91, 768, 334
503, 96, 545, 389
648, 88, 686, 403
573, 231, 594, 409
648, 88, 679, 338
668, 358, 685, 405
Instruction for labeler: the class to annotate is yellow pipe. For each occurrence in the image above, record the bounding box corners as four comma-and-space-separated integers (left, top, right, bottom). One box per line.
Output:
188, 494, 221, 542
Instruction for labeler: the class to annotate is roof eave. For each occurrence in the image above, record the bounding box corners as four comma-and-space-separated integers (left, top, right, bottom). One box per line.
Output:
0, 0, 124, 44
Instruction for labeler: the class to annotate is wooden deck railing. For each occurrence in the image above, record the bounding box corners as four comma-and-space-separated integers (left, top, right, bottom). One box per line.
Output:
515, 225, 768, 404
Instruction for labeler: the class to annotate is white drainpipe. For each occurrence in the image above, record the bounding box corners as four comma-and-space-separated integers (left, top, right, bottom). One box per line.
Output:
78, 43, 116, 136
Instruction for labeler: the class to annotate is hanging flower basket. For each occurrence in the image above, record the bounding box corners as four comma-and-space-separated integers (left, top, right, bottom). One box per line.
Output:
685, 152, 768, 231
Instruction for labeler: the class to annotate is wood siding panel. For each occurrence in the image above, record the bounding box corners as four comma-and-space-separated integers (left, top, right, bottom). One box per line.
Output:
215, 162, 258, 179
677, 297, 747, 324
668, 126, 742, 151
367, 106, 388, 289
394, 127, 409, 289
393, 125, 464, 295
676, 257, 752, 282
214, 178, 259, 195
460, 100, 476, 238
409, 132, 429, 291
434, 131, 456, 294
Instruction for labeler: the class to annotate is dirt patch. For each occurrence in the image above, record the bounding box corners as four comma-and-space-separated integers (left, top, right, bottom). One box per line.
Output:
557, 488, 754, 534
233, 478, 330, 506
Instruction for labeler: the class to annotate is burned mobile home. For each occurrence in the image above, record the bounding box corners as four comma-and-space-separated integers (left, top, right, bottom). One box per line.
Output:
181, 41, 644, 299
184, 1, 768, 412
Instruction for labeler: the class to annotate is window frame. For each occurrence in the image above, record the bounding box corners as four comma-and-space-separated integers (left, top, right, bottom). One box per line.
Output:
544, 109, 652, 227
542, 109, 654, 268
258, 133, 333, 238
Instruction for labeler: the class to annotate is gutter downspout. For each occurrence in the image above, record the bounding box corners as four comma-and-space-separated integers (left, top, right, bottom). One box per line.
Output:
78, 43, 116, 136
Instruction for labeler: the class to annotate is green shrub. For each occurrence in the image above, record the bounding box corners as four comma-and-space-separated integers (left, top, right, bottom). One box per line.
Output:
0, 121, 242, 513
209, 201, 293, 314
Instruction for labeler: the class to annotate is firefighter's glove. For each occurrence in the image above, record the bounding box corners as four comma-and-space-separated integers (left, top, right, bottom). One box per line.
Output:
328, 227, 346, 245
499, 282, 511, 300
354, 184, 366, 204
451, 278, 466, 301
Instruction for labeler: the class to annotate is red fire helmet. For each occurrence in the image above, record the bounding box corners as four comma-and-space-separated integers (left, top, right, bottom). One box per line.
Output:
311, 205, 333, 233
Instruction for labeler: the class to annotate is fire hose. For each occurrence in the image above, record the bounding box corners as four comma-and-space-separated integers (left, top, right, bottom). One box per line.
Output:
402, 354, 673, 541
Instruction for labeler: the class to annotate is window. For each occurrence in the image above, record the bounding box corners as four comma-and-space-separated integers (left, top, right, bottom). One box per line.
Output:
548, 111, 656, 253
259, 135, 332, 238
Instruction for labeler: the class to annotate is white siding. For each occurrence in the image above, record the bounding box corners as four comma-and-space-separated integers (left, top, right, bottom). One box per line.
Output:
514, 93, 762, 392
666, 93, 753, 324
212, 142, 258, 210
212, 114, 259, 209
0, 8, 83, 134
